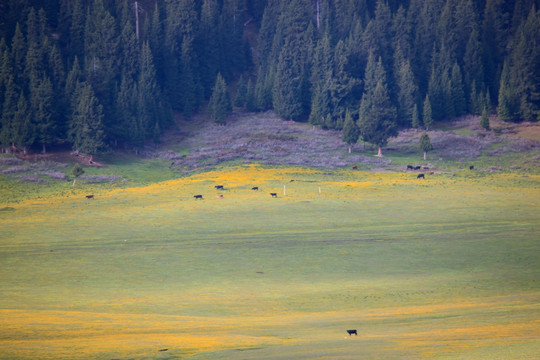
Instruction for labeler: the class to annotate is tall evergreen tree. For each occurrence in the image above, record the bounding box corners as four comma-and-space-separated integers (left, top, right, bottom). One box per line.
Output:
69, 81, 107, 154
12, 93, 34, 154
418, 132, 433, 160
341, 109, 359, 153
423, 94, 433, 129
358, 81, 397, 157
209, 73, 232, 125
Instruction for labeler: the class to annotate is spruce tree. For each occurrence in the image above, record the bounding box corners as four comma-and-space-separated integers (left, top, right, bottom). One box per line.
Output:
341, 109, 359, 153
234, 74, 247, 108
423, 94, 433, 129
209, 73, 231, 125
412, 103, 420, 128
358, 81, 397, 157
418, 132, 433, 160
480, 107, 490, 130
69, 82, 107, 154
12, 93, 35, 154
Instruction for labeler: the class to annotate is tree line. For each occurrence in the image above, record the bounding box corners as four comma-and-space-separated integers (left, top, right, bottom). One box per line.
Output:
0, 0, 538, 155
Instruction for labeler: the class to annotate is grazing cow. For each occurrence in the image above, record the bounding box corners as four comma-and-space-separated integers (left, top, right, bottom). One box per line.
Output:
159, 349, 168, 352
470, 165, 474, 170
216, 194, 223, 198
270, 193, 278, 198
215, 185, 224, 190
414, 166, 421, 170
252, 186, 259, 191
352, 165, 358, 170
85, 195, 94, 199
430, 171, 434, 175
417, 173, 425, 179
193, 195, 203, 200
347, 330, 358, 336
407, 165, 414, 170
423, 166, 429, 170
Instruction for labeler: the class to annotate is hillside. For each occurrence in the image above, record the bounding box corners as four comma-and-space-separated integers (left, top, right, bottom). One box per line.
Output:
149, 111, 540, 174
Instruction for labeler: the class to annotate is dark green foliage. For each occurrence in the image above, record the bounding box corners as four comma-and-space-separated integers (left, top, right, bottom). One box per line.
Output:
341, 109, 359, 153
0, 0, 538, 153
418, 132, 433, 160
234, 74, 247, 108
480, 107, 490, 130
68, 82, 107, 154
209, 73, 231, 125
358, 81, 398, 156
71, 163, 84, 178
423, 94, 433, 130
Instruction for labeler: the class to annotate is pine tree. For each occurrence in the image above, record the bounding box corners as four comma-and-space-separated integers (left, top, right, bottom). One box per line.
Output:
497, 61, 516, 122
423, 94, 433, 129
12, 93, 35, 154
234, 74, 247, 108
450, 62, 466, 117
209, 73, 231, 125
480, 107, 490, 130
69, 82, 107, 154
358, 81, 397, 157
418, 132, 433, 160
412, 103, 420, 128
245, 78, 257, 111
0, 76, 18, 149
341, 109, 359, 153
30, 75, 56, 153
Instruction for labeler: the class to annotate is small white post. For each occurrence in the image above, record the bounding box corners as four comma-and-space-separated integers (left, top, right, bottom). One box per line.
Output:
284, 185, 286, 196
319, 186, 321, 194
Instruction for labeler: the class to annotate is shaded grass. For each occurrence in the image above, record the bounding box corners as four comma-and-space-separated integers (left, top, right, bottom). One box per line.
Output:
0, 165, 539, 359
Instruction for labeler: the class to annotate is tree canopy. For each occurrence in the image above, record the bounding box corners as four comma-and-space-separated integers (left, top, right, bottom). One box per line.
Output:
0, 0, 538, 154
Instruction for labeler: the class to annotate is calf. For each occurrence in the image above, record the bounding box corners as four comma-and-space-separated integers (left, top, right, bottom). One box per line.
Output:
469, 165, 474, 170
417, 173, 425, 179
85, 195, 94, 199
251, 186, 259, 191
215, 185, 224, 190
352, 165, 358, 170
270, 193, 278, 198
193, 195, 203, 200
216, 194, 223, 198
347, 330, 358, 336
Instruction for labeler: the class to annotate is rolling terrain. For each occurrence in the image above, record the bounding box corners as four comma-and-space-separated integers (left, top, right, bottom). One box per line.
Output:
0, 113, 539, 359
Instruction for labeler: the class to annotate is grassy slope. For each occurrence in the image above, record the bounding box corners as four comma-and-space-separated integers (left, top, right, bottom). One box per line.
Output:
0, 164, 539, 359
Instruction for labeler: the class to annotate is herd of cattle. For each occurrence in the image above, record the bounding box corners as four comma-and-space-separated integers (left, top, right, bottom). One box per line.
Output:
85, 164, 476, 200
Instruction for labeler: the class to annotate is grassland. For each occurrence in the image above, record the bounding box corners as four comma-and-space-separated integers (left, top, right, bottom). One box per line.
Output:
0, 163, 539, 359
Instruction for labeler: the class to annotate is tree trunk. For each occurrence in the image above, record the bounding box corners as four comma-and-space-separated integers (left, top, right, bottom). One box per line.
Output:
42, 144, 46, 154
376, 146, 382, 157
348, 145, 351, 153
424, 151, 427, 160
72, 178, 77, 186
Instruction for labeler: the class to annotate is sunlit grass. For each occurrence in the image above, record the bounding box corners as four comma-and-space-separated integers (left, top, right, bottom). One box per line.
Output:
0, 165, 539, 359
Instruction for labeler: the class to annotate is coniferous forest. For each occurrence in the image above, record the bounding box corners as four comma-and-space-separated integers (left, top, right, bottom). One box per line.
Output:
0, 0, 539, 155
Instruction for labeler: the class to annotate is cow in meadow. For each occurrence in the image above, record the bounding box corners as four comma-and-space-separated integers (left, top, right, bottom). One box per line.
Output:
270, 193, 278, 198
347, 330, 358, 336
194, 195, 203, 200
407, 165, 414, 170
215, 185, 224, 190
252, 187, 259, 191
85, 195, 94, 199
417, 173, 425, 179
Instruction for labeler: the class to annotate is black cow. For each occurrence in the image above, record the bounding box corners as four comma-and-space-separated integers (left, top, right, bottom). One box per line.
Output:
347, 330, 358, 336
193, 195, 203, 199
85, 195, 94, 199
407, 165, 414, 170
414, 166, 421, 170
417, 173, 425, 179
270, 193, 278, 198
215, 185, 224, 190
469, 165, 474, 170
252, 187, 259, 191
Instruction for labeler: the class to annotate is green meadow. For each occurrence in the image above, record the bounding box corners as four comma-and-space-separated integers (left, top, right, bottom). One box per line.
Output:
0, 164, 539, 359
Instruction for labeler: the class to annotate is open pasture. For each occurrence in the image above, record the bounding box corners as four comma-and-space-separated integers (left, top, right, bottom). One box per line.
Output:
0, 165, 539, 359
